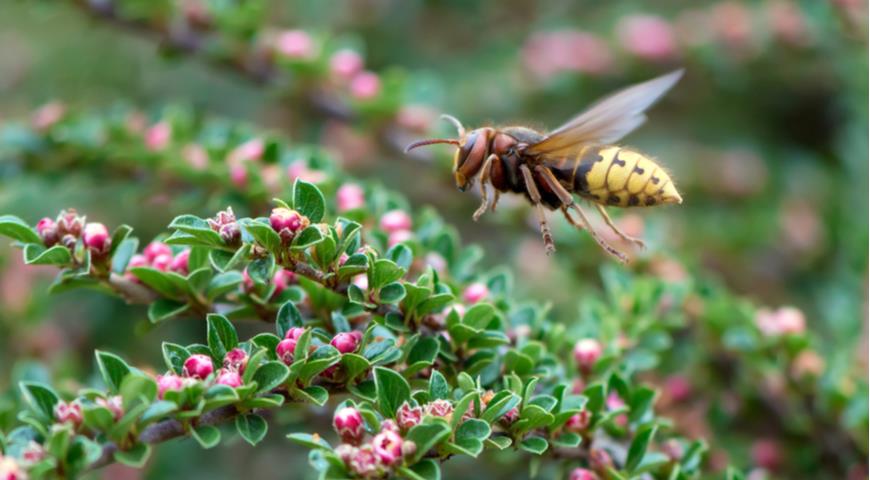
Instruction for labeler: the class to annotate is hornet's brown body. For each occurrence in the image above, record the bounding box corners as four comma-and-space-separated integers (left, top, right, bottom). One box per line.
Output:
406, 70, 685, 262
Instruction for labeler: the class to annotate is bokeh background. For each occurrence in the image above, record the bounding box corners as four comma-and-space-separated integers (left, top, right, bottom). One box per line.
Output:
0, 0, 866, 479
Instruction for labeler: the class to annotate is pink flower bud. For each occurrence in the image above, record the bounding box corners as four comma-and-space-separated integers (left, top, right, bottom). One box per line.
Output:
777, 306, 805, 335
241, 268, 255, 292
462, 282, 489, 304
372, 429, 404, 466
424, 253, 447, 274
331, 331, 362, 354
285, 326, 306, 340
144, 242, 172, 263
425, 399, 454, 420
36, 217, 59, 246
336, 444, 357, 464
751, 439, 782, 470
169, 249, 190, 275
223, 348, 248, 373
664, 375, 692, 403
216, 369, 243, 388
500, 406, 519, 426
151, 253, 173, 272
20, 440, 45, 465
145, 121, 172, 151
32, 102, 65, 131
96, 395, 124, 421
380, 210, 412, 233
349, 445, 379, 477
380, 419, 399, 432
54, 400, 83, 427
388, 229, 414, 247
617, 15, 678, 62
276, 338, 297, 365
156, 373, 185, 398
286, 161, 327, 184
229, 164, 248, 188
333, 407, 365, 445
352, 274, 369, 292
208, 208, 241, 245
573, 338, 603, 373
349, 71, 381, 100
182, 143, 209, 170
272, 269, 296, 297
269, 207, 308, 242
57, 209, 84, 237
589, 448, 614, 473
569, 468, 599, 480
401, 440, 417, 458
330, 49, 364, 79
396, 402, 423, 431
336, 183, 366, 212
606, 393, 628, 428
227, 138, 264, 164
183, 354, 214, 379
564, 410, 590, 432
274, 30, 316, 59
0, 455, 27, 480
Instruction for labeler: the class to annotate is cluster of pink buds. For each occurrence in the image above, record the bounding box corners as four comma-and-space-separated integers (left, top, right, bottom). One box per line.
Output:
213, 347, 249, 388
207, 207, 241, 245
0, 454, 27, 480
333, 408, 416, 478
156, 373, 193, 399
54, 400, 83, 427
276, 327, 306, 365
396, 402, 423, 431
755, 306, 806, 337
95, 395, 124, 421
573, 338, 603, 375
269, 207, 310, 243
36, 209, 86, 249
327, 48, 381, 101
423, 399, 454, 422
379, 210, 413, 247
127, 242, 189, 279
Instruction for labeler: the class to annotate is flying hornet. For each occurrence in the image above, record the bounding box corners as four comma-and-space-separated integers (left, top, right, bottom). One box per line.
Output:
405, 70, 684, 262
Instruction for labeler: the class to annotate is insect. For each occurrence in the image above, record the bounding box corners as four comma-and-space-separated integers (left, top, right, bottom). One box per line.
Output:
405, 69, 684, 262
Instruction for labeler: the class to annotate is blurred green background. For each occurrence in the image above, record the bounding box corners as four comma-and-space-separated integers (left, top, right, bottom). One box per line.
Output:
0, 0, 866, 478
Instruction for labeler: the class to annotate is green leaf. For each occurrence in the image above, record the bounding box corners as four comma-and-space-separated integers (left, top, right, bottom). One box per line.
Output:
0, 215, 41, 243
209, 244, 251, 272
626, 425, 658, 473
276, 301, 303, 338
428, 370, 450, 400
295, 385, 329, 406
519, 436, 548, 455
371, 259, 405, 290
207, 314, 238, 361
486, 436, 513, 450
379, 282, 406, 304
386, 243, 413, 270
290, 226, 324, 250
463, 303, 495, 330
374, 367, 411, 417
399, 460, 441, 480
206, 271, 244, 300
191, 425, 221, 449
407, 336, 439, 365
287, 433, 332, 450
20, 382, 59, 420
551, 432, 582, 448
169, 215, 223, 246
405, 421, 451, 463
130, 267, 188, 298
119, 373, 157, 409
480, 391, 520, 424
247, 255, 275, 285
111, 237, 139, 273
340, 353, 370, 381
114, 443, 151, 468
240, 219, 282, 253
148, 299, 190, 324
235, 414, 268, 446
252, 361, 290, 393
293, 179, 326, 223
629, 386, 657, 423
95, 351, 131, 393
455, 418, 491, 442
23, 244, 72, 266
337, 253, 368, 278
298, 346, 341, 384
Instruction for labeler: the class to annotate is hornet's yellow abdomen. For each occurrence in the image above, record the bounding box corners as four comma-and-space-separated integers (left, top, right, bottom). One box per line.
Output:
573, 145, 682, 207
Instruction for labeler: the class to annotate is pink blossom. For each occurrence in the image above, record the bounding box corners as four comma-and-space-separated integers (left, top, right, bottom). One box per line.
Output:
333, 407, 365, 445
183, 354, 214, 379
36, 217, 58, 247
573, 338, 603, 373
285, 326, 306, 340
336, 183, 366, 212
169, 249, 190, 275
751, 439, 782, 470
286, 161, 327, 184
156, 373, 185, 398
425, 399, 454, 420
208, 207, 240, 245
223, 347, 248, 373
145, 121, 172, 151
270, 207, 309, 243
349, 71, 381, 100
396, 105, 437, 132
143, 242, 172, 263
617, 15, 678, 61
352, 274, 369, 292
606, 393, 628, 428
388, 229, 414, 247
564, 410, 590, 432
272, 269, 296, 297
95, 395, 124, 420
569, 468, 599, 480
330, 49, 364, 79
349, 445, 380, 477
462, 282, 489, 304
396, 402, 423, 431
57, 209, 84, 237
274, 30, 316, 59
424, 252, 447, 274
0, 455, 27, 480
54, 400, 83, 427
276, 338, 298, 365
151, 253, 173, 272
501, 407, 519, 425
229, 164, 248, 188
182, 143, 209, 170
31, 102, 66, 131
756, 306, 806, 337
227, 138, 265, 164
664, 375, 692, 403
20, 441, 45, 466
380, 210, 412, 233
216, 369, 243, 388
331, 331, 363, 354
522, 30, 613, 80
372, 429, 404, 466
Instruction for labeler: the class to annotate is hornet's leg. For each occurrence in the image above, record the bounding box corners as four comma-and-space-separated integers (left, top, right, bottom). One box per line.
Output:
594, 204, 646, 249
535, 166, 627, 263
519, 164, 555, 255
473, 154, 497, 222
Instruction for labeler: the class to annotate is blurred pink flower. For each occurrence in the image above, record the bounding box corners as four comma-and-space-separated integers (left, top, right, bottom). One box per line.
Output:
380, 210, 412, 233
287, 161, 327, 184
755, 306, 806, 337
617, 15, 679, 61
145, 121, 172, 151
336, 183, 366, 212
396, 105, 437, 132
710, 2, 756, 55
229, 164, 248, 188
273, 30, 317, 59
182, 143, 209, 170
388, 229, 413, 246
766, 0, 813, 47
227, 138, 265, 164
31, 102, 65, 131
349, 71, 381, 100
330, 49, 364, 80
522, 30, 614, 80
462, 282, 489, 304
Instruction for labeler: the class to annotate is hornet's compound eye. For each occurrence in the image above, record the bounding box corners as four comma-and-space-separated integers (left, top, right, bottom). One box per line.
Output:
456, 130, 480, 170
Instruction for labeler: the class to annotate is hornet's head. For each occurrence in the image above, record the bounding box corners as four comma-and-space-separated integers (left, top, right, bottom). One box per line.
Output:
405, 115, 492, 191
